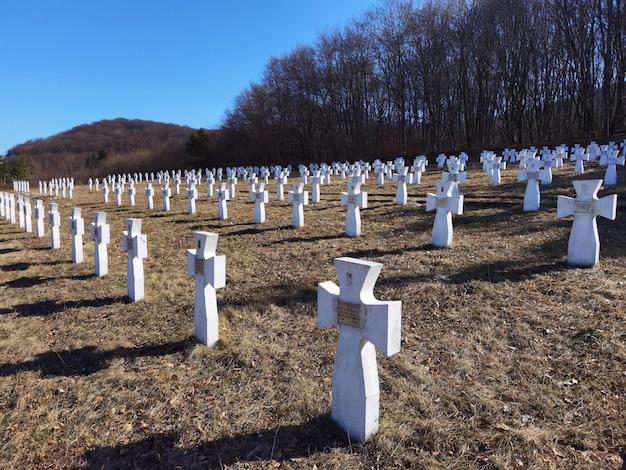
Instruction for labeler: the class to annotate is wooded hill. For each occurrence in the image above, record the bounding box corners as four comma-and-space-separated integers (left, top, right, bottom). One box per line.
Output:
4, 119, 218, 182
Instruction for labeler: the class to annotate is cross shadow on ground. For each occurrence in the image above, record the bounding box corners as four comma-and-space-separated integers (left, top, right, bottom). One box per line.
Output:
0, 338, 191, 377
80, 414, 348, 470
0, 295, 129, 317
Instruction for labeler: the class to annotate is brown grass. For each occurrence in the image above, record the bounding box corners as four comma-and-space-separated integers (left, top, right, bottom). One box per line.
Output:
0, 160, 625, 469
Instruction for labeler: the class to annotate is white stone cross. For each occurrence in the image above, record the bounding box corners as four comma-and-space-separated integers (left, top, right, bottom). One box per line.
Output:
252, 182, 268, 224
91, 211, 110, 277
228, 175, 237, 198
122, 218, 148, 302
161, 185, 171, 211
7, 193, 15, 224
442, 160, 467, 194
102, 184, 109, 203
186, 232, 226, 346
187, 183, 198, 214
23, 196, 32, 233
216, 182, 230, 220
114, 184, 123, 206
426, 180, 464, 248
518, 158, 547, 211
392, 167, 413, 205
287, 182, 309, 227
48, 203, 61, 249
17, 194, 25, 229
69, 207, 85, 263
556, 179, 617, 267
275, 171, 288, 201
599, 149, 625, 186
145, 183, 155, 209
34, 199, 45, 237
340, 177, 368, 238
486, 157, 506, 184
318, 257, 401, 442
436, 153, 447, 168
570, 147, 589, 174
311, 171, 322, 203
128, 182, 136, 206
206, 172, 215, 197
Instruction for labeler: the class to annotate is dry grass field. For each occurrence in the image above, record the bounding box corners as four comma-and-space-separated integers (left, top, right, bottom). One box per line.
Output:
0, 158, 625, 469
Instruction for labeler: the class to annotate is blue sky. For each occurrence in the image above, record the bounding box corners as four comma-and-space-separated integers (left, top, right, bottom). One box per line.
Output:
0, 0, 378, 156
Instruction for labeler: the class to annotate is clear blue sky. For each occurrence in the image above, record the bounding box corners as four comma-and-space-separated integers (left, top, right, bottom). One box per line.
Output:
0, 0, 378, 156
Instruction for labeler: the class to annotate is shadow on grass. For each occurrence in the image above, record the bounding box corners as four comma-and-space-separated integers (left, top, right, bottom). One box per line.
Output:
81, 414, 347, 470
0, 247, 20, 254
343, 244, 438, 260
0, 261, 30, 271
442, 259, 571, 284
0, 295, 130, 317
0, 338, 191, 377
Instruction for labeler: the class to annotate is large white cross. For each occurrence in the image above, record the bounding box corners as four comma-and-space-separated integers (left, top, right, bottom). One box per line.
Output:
518, 158, 547, 211
557, 179, 617, 267
91, 211, 110, 277
187, 232, 226, 346
288, 183, 309, 227
122, 218, 148, 302
48, 202, 61, 249
340, 178, 368, 238
69, 207, 85, 264
426, 180, 464, 248
318, 257, 401, 442
216, 183, 230, 220
252, 182, 268, 224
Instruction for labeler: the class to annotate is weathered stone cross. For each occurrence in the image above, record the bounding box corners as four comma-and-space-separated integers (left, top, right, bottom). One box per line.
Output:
91, 211, 110, 277
288, 182, 309, 227
340, 177, 368, 238
69, 207, 85, 264
318, 257, 401, 442
556, 179, 617, 267
426, 180, 464, 248
48, 202, 61, 249
186, 231, 226, 346
122, 218, 148, 302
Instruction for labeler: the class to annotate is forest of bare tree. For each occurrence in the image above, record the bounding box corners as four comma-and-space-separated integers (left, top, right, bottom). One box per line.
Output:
218, 0, 626, 166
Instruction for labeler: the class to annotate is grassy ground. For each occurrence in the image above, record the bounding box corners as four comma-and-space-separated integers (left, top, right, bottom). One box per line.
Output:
0, 158, 625, 469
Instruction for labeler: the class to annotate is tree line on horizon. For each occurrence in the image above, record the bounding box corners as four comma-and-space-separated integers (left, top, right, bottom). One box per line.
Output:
218, 0, 626, 166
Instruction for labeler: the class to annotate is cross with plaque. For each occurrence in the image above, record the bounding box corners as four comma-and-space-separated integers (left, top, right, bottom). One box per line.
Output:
48, 203, 61, 249
114, 184, 123, 206
161, 185, 171, 211
216, 183, 230, 220
442, 160, 467, 194
128, 182, 136, 206
392, 167, 413, 205
287, 182, 309, 227
145, 183, 155, 209
69, 207, 85, 263
486, 157, 506, 184
518, 158, 547, 211
425, 180, 464, 248
186, 232, 226, 346
340, 177, 368, 238
318, 257, 401, 442
252, 182, 268, 224
186, 183, 198, 214
122, 218, 148, 302
556, 179, 617, 267
91, 211, 110, 277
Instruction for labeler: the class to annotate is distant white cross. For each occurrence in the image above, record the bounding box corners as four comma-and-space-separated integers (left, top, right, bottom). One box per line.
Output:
48, 203, 61, 249
288, 183, 309, 227
518, 158, 547, 211
252, 182, 268, 224
426, 180, 464, 247
216, 183, 230, 220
